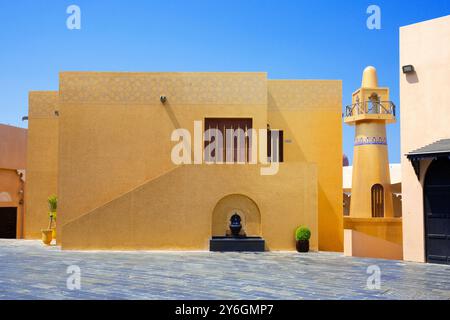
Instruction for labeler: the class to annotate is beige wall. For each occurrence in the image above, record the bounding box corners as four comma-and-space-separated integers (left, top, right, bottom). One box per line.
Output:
25, 92, 59, 238
268, 80, 343, 252
344, 229, 403, 260
0, 124, 27, 170
400, 15, 450, 262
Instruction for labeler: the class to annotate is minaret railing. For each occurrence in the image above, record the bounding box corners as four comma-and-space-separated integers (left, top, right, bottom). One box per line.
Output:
344, 101, 396, 118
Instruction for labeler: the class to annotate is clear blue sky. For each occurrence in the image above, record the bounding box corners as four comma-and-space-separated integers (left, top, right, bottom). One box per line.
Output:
0, 0, 449, 163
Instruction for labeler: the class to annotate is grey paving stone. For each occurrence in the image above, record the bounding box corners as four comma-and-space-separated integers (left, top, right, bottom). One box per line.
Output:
0, 239, 449, 300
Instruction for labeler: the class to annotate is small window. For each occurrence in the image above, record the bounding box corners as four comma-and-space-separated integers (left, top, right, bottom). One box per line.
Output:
371, 184, 384, 217
204, 118, 252, 163
267, 129, 284, 163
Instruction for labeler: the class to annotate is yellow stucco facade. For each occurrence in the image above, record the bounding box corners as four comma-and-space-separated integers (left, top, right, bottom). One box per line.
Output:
24, 92, 59, 239
26, 72, 342, 252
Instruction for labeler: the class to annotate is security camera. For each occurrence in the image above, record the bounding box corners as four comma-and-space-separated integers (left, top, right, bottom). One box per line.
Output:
160, 96, 167, 104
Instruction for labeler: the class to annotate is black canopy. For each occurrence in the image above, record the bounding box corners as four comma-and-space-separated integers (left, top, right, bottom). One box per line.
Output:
406, 138, 450, 178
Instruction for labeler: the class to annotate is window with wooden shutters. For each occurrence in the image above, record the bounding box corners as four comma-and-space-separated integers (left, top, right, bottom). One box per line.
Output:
371, 184, 384, 217
204, 118, 252, 163
267, 129, 284, 163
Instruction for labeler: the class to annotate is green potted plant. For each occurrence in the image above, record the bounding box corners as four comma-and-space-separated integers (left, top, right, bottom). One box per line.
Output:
41, 195, 57, 245
295, 226, 311, 252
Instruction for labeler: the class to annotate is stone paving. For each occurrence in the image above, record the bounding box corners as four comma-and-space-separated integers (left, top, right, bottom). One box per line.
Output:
0, 239, 449, 300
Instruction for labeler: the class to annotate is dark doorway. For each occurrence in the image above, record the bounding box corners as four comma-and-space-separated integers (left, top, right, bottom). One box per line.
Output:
0, 207, 17, 239
424, 158, 450, 264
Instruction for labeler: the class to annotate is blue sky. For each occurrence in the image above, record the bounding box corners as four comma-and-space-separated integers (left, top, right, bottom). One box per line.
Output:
0, 0, 449, 164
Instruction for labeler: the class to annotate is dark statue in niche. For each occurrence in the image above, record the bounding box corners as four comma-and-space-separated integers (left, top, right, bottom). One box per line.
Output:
210, 212, 264, 252
228, 213, 245, 237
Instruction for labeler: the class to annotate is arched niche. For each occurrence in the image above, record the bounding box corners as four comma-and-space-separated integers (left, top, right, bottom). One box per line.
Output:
212, 194, 261, 237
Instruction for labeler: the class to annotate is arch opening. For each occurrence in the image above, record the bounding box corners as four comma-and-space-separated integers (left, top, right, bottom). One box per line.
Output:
371, 184, 384, 217
211, 194, 261, 237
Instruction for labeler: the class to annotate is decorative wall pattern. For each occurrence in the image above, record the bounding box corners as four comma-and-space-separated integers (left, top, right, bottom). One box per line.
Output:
28, 92, 59, 118
268, 80, 342, 110
354, 136, 387, 146
60, 72, 267, 105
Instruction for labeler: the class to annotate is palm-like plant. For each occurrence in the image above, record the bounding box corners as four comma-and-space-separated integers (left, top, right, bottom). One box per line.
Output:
47, 195, 57, 229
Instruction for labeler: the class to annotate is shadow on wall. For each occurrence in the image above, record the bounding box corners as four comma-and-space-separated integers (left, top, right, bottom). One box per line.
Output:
406, 72, 419, 84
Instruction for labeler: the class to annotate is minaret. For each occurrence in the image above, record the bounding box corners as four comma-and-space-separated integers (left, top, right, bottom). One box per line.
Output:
345, 66, 396, 218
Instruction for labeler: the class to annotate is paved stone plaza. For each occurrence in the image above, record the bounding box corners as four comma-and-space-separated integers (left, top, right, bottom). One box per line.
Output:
0, 240, 449, 300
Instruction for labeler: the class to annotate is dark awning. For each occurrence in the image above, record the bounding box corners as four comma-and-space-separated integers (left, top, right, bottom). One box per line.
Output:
406, 138, 450, 178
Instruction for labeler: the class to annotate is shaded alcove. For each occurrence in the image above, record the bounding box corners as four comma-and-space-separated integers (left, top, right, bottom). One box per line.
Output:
211, 194, 261, 237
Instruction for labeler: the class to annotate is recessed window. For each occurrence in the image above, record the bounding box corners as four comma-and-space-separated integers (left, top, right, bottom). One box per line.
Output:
204, 118, 252, 163
268, 129, 284, 163
371, 184, 384, 217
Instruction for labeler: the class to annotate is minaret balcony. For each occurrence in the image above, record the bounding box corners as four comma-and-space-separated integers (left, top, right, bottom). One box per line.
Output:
344, 101, 396, 124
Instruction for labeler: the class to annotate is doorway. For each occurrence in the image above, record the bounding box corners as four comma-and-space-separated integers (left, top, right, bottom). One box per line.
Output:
0, 207, 17, 239
424, 158, 450, 264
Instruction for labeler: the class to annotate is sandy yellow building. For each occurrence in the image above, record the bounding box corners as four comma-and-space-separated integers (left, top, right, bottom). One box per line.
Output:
25, 72, 343, 252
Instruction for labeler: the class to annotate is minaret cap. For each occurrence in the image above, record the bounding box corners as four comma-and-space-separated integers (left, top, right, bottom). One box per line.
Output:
361, 66, 378, 88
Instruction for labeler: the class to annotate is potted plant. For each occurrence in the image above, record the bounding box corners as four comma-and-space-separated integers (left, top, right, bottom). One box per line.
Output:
295, 226, 311, 253
41, 195, 57, 245
48, 195, 57, 240
41, 228, 52, 245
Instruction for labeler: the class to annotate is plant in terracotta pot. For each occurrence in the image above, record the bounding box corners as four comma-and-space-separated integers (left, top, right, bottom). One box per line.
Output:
41, 195, 57, 245
295, 226, 311, 253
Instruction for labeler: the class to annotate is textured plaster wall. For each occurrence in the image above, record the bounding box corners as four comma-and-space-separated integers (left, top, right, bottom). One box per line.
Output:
25, 92, 59, 238
267, 80, 343, 252
212, 194, 262, 237
57, 72, 268, 243
344, 229, 403, 260
0, 124, 27, 170
400, 15, 450, 262
26, 72, 342, 251
62, 164, 318, 251
344, 217, 402, 245
351, 122, 394, 218
0, 169, 22, 206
